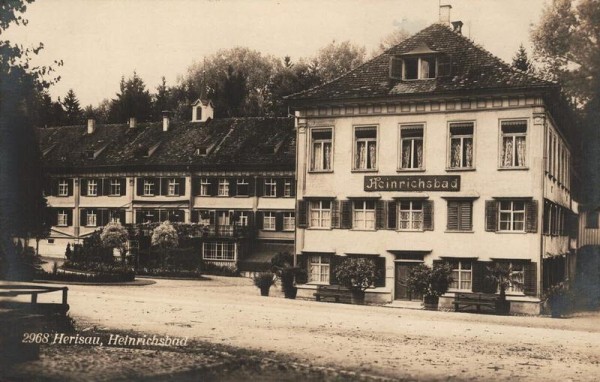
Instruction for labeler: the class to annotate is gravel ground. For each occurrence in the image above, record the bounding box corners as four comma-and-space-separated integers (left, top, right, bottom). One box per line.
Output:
2, 276, 600, 381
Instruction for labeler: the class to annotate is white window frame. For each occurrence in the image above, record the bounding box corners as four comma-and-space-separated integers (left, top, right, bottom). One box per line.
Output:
448, 122, 475, 169
309, 254, 330, 284
264, 178, 277, 197
507, 262, 525, 294
310, 200, 332, 229
110, 179, 121, 196
57, 210, 68, 226
236, 178, 249, 196
263, 211, 276, 231
167, 178, 180, 196
398, 124, 425, 170
499, 120, 528, 168
398, 200, 423, 231
202, 242, 236, 261
310, 128, 333, 172
449, 260, 472, 291
109, 210, 121, 224
217, 211, 231, 226
283, 179, 293, 197
87, 179, 98, 196
283, 212, 295, 231
86, 210, 97, 227
218, 178, 229, 197
403, 56, 437, 80
58, 180, 69, 196
237, 211, 249, 226
352, 125, 378, 171
498, 200, 526, 232
143, 179, 155, 196
352, 200, 376, 230
199, 178, 210, 196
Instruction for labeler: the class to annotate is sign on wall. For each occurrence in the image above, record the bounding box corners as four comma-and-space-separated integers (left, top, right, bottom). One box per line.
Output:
364, 176, 460, 192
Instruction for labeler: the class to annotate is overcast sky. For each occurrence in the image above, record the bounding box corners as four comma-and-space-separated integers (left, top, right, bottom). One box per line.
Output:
5, 0, 549, 106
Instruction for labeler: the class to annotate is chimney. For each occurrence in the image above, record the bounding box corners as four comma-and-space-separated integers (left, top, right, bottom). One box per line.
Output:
129, 117, 137, 128
87, 119, 96, 134
451, 21, 463, 34
162, 111, 171, 132
439, 4, 452, 24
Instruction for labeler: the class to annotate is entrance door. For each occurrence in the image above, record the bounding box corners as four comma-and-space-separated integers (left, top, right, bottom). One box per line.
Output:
395, 262, 422, 300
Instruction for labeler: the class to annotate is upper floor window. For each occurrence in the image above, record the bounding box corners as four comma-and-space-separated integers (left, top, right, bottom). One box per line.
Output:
310, 129, 332, 172
404, 56, 436, 80
283, 179, 293, 197
57, 210, 69, 226
199, 178, 210, 196
310, 200, 332, 229
263, 211, 276, 231
236, 178, 249, 196
167, 178, 180, 196
499, 200, 526, 232
58, 180, 69, 196
143, 179, 155, 196
218, 178, 229, 197
399, 125, 424, 170
110, 179, 121, 196
264, 178, 277, 197
449, 122, 474, 169
353, 200, 376, 230
87, 180, 98, 196
500, 120, 527, 168
447, 200, 473, 231
398, 200, 423, 231
353, 126, 377, 171
86, 210, 97, 227
283, 212, 295, 231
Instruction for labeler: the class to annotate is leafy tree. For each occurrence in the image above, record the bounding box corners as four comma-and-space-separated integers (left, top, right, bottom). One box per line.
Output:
512, 44, 533, 73
100, 222, 129, 264
108, 71, 153, 123
266, 56, 321, 116
313, 40, 366, 83
151, 221, 178, 266
62, 88, 83, 124
372, 28, 410, 56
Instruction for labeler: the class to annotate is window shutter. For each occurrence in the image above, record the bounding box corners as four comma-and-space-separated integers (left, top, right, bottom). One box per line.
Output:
447, 201, 459, 231
102, 179, 110, 196
387, 201, 397, 230
99, 210, 108, 226
525, 200, 538, 233
66, 209, 73, 226
120, 178, 127, 196
374, 257, 386, 287
52, 209, 58, 226
67, 179, 74, 196
247, 211, 255, 231
256, 178, 264, 197
297, 200, 308, 228
80, 209, 87, 226
437, 54, 453, 77
295, 254, 308, 284
330, 255, 343, 285
256, 211, 264, 230
136, 178, 144, 196
471, 261, 488, 293
485, 200, 498, 232
460, 202, 473, 231
375, 200, 386, 230
389, 56, 403, 79
52, 179, 59, 196
119, 210, 126, 224
80, 179, 88, 196
135, 210, 142, 224
160, 178, 168, 196
192, 178, 200, 196
247, 177, 255, 197
331, 200, 340, 228
229, 178, 237, 197
290, 179, 296, 197
209, 178, 218, 196
209, 210, 216, 226
191, 210, 199, 223
340, 200, 352, 229
276, 179, 284, 198
275, 212, 284, 231
423, 200, 434, 231
179, 178, 186, 196
524, 262, 537, 296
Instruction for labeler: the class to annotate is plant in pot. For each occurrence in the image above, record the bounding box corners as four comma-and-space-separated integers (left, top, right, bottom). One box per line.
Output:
545, 280, 574, 318
406, 263, 453, 310
485, 263, 523, 315
334, 257, 377, 305
270, 252, 306, 299
253, 271, 276, 296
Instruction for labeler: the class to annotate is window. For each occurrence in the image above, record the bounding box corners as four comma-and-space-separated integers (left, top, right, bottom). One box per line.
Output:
447, 200, 473, 231
58, 180, 69, 196
587, 210, 599, 229
310, 129, 332, 171
47, 239, 55, 244
283, 212, 295, 231
283, 179, 293, 197
237, 211, 249, 226
110, 179, 121, 196
449, 260, 472, 291
353, 200, 375, 230
500, 120, 527, 168
508, 262, 524, 293
403, 56, 436, 80
199, 178, 210, 196
236, 178, 249, 196
264, 178, 277, 197
198, 210, 211, 226
217, 211, 230, 226
167, 178, 180, 196
218, 178, 229, 196
143, 179, 155, 196
353, 127, 377, 170
57, 210, 68, 226
449, 122, 474, 169
86, 210, 97, 227
399, 125, 424, 170
109, 210, 121, 223
309, 255, 330, 284
87, 180, 98, 196
310, 200, 332, 229
263, 211, 276, 231
202, 242, 236, 261
398, 200, 423, 230
499, 200, 526, 231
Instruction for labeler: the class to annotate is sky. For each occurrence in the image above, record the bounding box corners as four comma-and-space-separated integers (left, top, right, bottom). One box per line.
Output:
4, 0, 550, 107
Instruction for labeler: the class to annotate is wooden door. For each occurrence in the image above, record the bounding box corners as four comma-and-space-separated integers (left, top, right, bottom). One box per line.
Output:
395, 262, 422, 300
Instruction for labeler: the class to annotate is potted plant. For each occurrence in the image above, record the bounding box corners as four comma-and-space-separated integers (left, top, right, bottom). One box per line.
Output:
485, 263, 523, 315
545, 281, 573, 318
253, 271, 276, 296
407, 263, 453, 310
334, 257, 377, 304
270, 252, 306, 299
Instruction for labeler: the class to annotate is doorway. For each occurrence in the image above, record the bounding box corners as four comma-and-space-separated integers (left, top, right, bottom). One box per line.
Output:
395, 262, 423, 300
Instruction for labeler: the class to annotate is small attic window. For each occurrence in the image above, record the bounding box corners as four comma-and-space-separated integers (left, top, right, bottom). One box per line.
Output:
195, 146, 208, 156
86, 150, 95, 159
404, 56, 436, 80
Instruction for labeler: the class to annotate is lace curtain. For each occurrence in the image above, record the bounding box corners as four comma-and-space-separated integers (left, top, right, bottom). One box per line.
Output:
369, 142, 376, 169
515, 137, 525, 166
502, 137, 513, 167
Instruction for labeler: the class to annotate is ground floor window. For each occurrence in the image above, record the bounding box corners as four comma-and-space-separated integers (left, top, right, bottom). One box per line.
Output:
309, 254, 330, 284
449, 260, 472, 291
202, 242, 236, 261
508, 262, 525, 293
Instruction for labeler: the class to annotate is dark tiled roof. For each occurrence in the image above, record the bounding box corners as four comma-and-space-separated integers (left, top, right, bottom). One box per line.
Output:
38, 117, 295, 172
286, 23, 555, 102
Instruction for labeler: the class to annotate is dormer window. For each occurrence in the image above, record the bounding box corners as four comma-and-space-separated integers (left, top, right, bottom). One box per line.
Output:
403, 56, 436, 80
390, 43, 447, 81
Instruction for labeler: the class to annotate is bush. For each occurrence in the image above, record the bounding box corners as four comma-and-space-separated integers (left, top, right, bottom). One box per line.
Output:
35, 269, 135, 283
334, 257, 377, 292
545, 281, 575, 317
407, 263, 453, 299
136, 267, 202, 279
253, 272, 275, 289
201, 262, 240, 277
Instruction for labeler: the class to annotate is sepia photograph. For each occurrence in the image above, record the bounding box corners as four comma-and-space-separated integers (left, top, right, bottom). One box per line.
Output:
1, 0, 599, 380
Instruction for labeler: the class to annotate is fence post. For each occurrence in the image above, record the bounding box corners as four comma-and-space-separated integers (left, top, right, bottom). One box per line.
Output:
62, 288, 68, 305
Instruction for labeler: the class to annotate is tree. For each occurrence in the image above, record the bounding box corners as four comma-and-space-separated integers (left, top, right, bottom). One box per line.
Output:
108, 71, 153, 123
151, 76, 172, 120
313, 40, 366, 83
62, 89, 83, 125
372, 28, 410, 56
100, 222, 129, 264
151, 221, 178, 266
511, 44, 533, 73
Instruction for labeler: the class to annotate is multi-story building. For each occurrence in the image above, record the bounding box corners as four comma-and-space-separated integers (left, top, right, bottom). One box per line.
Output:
287, 22, 578, 314
38, 101, 296, 269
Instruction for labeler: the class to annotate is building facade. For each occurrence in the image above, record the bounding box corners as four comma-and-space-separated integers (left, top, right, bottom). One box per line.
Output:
38, 104, 296, 269
288, 23, 578, 314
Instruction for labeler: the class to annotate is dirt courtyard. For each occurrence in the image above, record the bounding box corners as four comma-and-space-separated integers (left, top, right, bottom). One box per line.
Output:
4, 276, 600, 381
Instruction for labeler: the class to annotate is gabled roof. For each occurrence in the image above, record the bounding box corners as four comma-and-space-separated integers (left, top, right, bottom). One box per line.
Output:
38, 117, 295, 172
286, 23, 555, 103
191, 98, 214, 107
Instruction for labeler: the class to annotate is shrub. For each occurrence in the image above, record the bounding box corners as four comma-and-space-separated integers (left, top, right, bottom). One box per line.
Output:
253, 272, 275, 289
100, 222, 129, 263
136, 267, 202, 279
334, 257, 377, 292
35, 269, 135, 283
545, 281, 575, 317
407, 263, 453, 299
151, 221, 179, 266
201, 262, 240, 277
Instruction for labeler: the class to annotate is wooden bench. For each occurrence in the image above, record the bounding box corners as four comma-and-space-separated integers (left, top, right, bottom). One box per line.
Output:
314, 285, 353, 304
0, 284, 69, 315
453, 292, 498, 313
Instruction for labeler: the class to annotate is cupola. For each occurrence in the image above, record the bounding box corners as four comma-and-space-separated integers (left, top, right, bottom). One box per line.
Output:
191, 98, 214, 122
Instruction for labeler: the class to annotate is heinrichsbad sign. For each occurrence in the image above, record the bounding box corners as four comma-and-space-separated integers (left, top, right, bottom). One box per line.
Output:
364, 176, 461, 192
